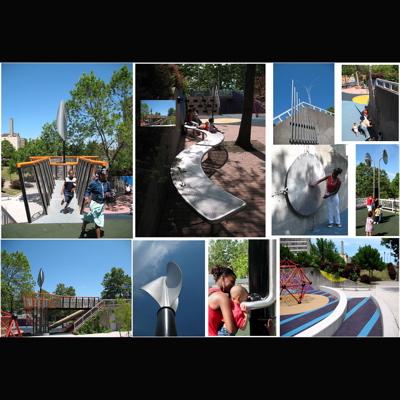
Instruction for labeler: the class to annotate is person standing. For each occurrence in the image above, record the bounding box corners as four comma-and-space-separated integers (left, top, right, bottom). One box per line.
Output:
309, 167, 343, 228
61, 169, 77, 213
81, 167, 113, 238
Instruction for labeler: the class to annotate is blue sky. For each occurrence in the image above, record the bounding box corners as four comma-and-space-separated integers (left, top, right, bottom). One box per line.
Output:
133, 240, 205, 337
1, 62, 133, 140
356, 144, 399, 181
310, 238, 397, 264
273, 63, 334, 118
140, 99, 175, 116
1, 239, 132, 298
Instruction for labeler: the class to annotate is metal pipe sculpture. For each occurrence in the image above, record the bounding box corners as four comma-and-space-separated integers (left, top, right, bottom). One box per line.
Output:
56, 100, 68, 164
140, 262, 183, 336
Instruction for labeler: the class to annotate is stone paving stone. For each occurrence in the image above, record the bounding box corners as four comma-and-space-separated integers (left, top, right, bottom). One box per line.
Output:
158, 115, 266, 237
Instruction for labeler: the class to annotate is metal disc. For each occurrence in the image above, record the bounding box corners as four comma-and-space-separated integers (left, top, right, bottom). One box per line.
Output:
286, 152, 326, 216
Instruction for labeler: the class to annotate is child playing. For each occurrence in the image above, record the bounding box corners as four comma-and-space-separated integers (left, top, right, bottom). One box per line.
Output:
61, 169, 77, 213
208, 118, 224, 133
352, 123, 359, 137
374, 205, 381, 224
81, 167, 113, 239
365, 211, 374, 236
218, 284, 249, 336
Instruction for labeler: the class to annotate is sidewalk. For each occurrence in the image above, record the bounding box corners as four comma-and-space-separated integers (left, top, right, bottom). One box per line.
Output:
340, 280, 399, 332
1, 183, 133, 238
157, 114, 266, 237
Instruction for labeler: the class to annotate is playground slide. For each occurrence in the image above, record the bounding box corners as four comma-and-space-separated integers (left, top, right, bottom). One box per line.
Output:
49, 310, 86, 330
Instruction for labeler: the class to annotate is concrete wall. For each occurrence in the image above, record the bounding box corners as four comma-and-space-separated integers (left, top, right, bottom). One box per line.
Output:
368, 85, 399, 141
274, 107, 334, 144
271, 145, 348, 235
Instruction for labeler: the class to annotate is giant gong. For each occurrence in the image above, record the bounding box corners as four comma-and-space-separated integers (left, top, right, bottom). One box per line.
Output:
286, 152, 326, 216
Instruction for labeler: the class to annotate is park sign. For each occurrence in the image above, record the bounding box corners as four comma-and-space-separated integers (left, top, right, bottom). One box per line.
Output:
56, 100, 68, 140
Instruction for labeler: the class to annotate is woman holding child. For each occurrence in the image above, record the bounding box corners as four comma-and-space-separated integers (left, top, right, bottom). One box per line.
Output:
208, 265, 247, 336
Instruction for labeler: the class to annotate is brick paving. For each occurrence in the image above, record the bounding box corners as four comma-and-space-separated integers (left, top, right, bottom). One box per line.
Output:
158, 115, 266, 237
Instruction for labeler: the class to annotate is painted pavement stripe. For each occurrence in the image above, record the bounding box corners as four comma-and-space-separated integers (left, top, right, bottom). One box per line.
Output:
357, 310, 380, 337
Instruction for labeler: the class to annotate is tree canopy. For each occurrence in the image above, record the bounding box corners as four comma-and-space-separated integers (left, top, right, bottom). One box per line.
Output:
1, 250, 35, 314
101, 267, 131, 299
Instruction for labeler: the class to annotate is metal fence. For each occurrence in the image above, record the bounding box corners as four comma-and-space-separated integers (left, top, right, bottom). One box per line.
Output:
17, 157, 54, 223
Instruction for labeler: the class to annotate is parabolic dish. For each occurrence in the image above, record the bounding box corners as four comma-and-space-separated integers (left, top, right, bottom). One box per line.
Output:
286, 152, 326, 216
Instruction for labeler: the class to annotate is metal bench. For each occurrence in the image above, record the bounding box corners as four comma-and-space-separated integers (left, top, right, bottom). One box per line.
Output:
170, 142, 247, 230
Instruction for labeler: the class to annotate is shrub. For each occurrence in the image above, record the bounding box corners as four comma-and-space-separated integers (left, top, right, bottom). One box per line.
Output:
1, 178, 5, 189
387, 263, 397, 280
360, 274, 371, 284
10, 180, 21, 190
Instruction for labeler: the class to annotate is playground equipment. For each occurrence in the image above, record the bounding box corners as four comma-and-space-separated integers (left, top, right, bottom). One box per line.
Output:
16, 156, 106, 223
285, 152, 326, 216
22, 293, 102, 335
140, 261, 182, 336
1, 310, 23, 338
280, 259, 312, 304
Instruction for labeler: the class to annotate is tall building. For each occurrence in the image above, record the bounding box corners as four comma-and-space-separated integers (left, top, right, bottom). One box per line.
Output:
1, 118, 24, 150
280, 238, 311, 255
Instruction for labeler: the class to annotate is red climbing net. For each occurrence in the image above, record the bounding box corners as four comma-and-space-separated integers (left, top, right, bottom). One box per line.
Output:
1, 310, 22, 338
280, 259, 312, 304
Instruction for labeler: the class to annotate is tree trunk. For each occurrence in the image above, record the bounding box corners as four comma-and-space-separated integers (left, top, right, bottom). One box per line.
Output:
235, 64, 256, 148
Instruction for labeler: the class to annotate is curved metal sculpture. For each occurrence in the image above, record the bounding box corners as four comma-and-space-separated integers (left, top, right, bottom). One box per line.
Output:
286, 152, 325, 216
140, 262, 183, 336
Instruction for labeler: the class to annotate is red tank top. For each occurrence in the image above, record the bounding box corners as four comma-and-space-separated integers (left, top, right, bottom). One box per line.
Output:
326, 176, 340, 193
208, 288, 223, 336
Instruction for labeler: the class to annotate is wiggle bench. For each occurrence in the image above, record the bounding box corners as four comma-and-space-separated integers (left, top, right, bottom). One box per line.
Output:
170, 140, 247, 226
183, 124, 224, 147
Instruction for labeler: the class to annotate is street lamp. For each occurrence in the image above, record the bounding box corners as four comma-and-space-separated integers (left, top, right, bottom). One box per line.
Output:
378, 150, 388, 203
365, 152, 376, 199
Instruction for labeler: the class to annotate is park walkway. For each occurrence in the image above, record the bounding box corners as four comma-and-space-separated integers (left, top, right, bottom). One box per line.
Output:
157, 114, 266, 237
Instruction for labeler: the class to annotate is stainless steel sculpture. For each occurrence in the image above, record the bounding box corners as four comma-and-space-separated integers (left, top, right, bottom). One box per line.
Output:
140, 262, 183, 336
286, 152, 325, 216
56, 100, 68, 162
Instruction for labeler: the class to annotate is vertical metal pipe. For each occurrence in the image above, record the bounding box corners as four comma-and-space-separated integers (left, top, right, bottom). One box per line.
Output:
18, 165, 32, 223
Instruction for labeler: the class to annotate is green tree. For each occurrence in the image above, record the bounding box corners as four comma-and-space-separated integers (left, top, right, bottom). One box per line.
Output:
1, 250, 35, 313
66, 65, 133, 175
1, 139, 15, 159
380, 238, 399, 263
101, 267, 131, 299
280, 245, 294, 261
54, 283, 76, 296
353, 245, 385, 279
235, 64, 257, 148
208, 239, 248, 279
310, 238, 345, 265
111, 298, 132, 336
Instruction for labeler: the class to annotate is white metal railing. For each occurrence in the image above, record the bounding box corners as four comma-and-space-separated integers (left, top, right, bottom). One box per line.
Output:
273, 102, 334, 124
375, 78, 399, 94
356, 198, 399, 212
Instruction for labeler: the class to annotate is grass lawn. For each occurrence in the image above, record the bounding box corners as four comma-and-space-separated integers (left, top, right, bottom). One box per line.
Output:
360, 269, 391, 281
356, 207, 399, 236
1, 166, 22, 196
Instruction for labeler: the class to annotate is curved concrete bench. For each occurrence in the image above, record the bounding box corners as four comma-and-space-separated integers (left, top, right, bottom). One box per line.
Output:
183, 124, 224, 146
170, 144, 247, 225
294, 286, 348, 337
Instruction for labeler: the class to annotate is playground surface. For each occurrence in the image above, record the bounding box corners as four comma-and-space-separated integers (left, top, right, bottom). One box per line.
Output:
342, 88, 378, 141
1, 189, 133, 238
355, 207, 399, 236
280, 280, 399, 337
157, 113, 266, 237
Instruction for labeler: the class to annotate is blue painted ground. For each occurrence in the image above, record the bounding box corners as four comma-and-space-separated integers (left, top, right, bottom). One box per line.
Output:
303, 208, 348, 236
280, 289, 382, 337
342, 92, 377, 141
